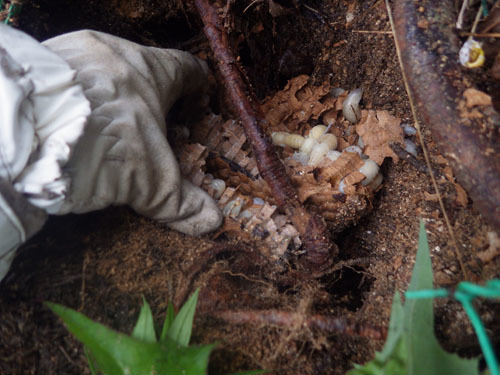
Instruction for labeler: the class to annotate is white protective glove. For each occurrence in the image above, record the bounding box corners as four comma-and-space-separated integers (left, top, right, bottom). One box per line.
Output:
0, 25, 223, 281
41, 30, 222, 234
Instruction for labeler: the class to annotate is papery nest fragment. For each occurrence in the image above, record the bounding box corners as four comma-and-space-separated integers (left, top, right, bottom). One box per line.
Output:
176, 76, 405, 260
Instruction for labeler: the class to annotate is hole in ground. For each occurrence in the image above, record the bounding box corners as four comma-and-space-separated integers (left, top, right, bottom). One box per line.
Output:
320, 266, 374, 312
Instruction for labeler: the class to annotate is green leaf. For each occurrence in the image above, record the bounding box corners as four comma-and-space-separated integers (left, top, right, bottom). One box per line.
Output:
378, 292, 404, 362
160, 301, 175, 342
167, 289, 199, 347
405, 221, 477, 375
348, 220, 478, 375
46, 302, 214, 375
131, 296, 157, 343
84, 346, 99, 375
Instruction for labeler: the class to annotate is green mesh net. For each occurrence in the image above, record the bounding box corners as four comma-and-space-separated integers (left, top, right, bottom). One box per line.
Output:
0, 0, 23, 26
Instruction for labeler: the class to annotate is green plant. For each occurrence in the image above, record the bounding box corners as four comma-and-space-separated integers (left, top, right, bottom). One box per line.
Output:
348, 221, 481, 375
47, 289, 264, 375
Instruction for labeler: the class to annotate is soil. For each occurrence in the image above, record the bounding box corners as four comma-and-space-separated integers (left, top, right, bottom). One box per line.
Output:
1, 0, 499, 374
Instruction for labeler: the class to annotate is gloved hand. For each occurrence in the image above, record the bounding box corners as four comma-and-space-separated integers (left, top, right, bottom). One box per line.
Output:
0, 25, 223, 281
41, 30, 223, 235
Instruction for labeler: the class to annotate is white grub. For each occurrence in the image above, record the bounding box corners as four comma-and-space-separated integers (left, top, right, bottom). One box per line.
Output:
223, 197, 244, 217
359, 159, 379, 186
253, 197, 265, 205
402, 124, 417, 136
211, 179, 226, 200
286, 134, 305, 149
357, 135, 365, 149
309, 125, 328, 140
202, 173, 214, 184
342, 88, 363, 123
271, 131, 288, 146
344, 145, 363, 155
238, 209, 253, 220
308, 142, 331, 166
368, 173, 384, 190
404, 139, 418, 157
330, 87, 346, 97
299, 137, 318, 155
319, 133, 338, 150
272, 131, 305, 149
326, 150, 341, 161
338, 178, 346, 194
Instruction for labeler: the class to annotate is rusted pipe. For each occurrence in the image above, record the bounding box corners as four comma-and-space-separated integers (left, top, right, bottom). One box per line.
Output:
393, 0, 500, 233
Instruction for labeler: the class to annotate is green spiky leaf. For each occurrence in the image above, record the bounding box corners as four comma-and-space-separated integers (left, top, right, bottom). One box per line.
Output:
131, 296, 157, 343
348, 221, 478, 375
167, 289, 199, 347
160, 301, 175, 342
46, 301, 213, 375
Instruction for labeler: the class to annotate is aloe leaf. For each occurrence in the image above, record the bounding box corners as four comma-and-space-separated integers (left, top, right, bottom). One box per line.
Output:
84, 346, 99, 375
378, 291, 404, 362
160, 301, 175, 342
348, 221, 478, 375
405, 221, 477, 375
46, 302, 197, 374
131, 296, 157, 343
167, 289, 199, 347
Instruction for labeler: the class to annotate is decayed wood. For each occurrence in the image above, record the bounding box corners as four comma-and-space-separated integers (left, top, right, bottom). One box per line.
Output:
393, 0, 500, 233
194, 0, 337, 273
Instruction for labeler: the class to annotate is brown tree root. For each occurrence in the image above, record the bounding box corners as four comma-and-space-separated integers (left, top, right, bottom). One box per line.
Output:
393, 0, 500, 233
212, 309, 387, 340
193, 0, 337, 274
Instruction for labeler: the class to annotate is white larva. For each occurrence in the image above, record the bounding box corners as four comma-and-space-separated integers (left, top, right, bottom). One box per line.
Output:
344, 145, 363, 155
202, 173, 214, 184
271, 131, 288, 146
402, 124, 417, 136
238, 209, 253, 219
404, 139, 418, 157
319, 133, 338, 150
342, 88, 363, 123
299, 137, 318, 155
359, 159, 379, 186
309, 125, 328, 140
223, 197, 244, 217
330, 87, 346, 97
326, 150, 341, 161
253, 197, 265, 205
308, 134, 338, 166
357, 135, 365, 148
368, 173, 384, 190
338, 178, 346, 194
211, 179, 226, 200
272, 131, 305, 149
308, 142, 331, 166
285, 134, 305, 149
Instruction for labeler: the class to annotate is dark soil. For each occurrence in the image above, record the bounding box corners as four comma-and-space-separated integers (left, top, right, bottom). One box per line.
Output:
1, 0, 499, 374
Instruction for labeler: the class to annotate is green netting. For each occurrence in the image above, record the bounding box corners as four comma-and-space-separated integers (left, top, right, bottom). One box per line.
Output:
406, 279, 500, 375
1, 0, 23, 25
